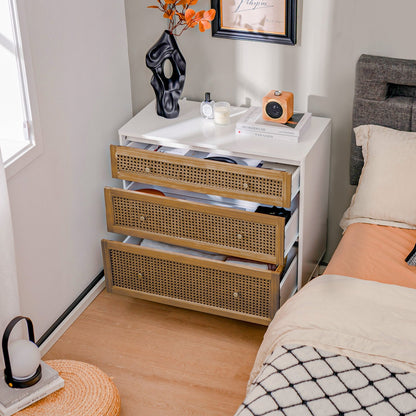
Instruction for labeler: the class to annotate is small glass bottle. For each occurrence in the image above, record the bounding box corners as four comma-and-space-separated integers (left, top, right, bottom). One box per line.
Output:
200, 92, 215, 119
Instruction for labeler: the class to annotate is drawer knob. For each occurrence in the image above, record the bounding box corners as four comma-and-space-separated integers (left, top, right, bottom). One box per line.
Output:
237, 234, 243, 240
138, 273, 143, 279
144, 167, 151, 173
233, 292, 240, 299
243, 182, 249, 189
139, 215, 146, 222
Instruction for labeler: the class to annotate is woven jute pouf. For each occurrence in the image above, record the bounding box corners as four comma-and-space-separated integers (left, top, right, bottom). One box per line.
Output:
16, 360, 121, 416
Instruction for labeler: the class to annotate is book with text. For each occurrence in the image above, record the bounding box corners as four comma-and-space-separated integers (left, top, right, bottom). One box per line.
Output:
236, 106, 312, 140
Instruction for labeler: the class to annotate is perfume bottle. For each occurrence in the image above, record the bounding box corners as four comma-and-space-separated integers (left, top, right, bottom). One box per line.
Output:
200, 92, 215, 119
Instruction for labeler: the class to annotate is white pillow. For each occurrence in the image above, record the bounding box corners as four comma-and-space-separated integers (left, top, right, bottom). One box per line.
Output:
340, 125, 416, 230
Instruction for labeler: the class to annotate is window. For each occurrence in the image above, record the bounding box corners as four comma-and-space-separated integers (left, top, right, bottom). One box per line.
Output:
0, 0, 41, 177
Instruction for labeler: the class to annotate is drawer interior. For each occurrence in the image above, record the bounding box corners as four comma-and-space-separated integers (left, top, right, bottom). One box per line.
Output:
280, 245, 298, 307
124, 236, 228, 262
129, 183, 261, 211
124, 235, 281, 272
129, 182, 299, 219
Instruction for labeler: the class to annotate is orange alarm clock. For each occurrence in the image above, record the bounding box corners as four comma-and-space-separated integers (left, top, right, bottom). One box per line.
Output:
262, 90, 294, 124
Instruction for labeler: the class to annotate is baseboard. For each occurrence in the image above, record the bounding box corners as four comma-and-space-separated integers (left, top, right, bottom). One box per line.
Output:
38, 275, 106, 356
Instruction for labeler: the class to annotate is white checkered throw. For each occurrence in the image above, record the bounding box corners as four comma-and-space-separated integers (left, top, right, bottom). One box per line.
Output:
235, 345, 416, 416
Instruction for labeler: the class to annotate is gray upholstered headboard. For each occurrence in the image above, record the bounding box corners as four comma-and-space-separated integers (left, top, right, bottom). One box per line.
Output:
350, 54, 416, 185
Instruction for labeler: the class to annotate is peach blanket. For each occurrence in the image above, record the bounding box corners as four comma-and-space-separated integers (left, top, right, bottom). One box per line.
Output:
325, 223, 416, 287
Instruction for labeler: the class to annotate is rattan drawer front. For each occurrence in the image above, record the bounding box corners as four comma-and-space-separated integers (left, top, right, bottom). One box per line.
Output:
102, 239, 281, 325
111, 145, 292, 207
105, 187, 286, 264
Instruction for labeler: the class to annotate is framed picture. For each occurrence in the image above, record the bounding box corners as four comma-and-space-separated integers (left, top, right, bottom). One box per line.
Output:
211, 0, 297, 45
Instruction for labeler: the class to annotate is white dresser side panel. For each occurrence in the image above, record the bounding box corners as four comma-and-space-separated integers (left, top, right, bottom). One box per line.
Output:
298, 121, 331, 287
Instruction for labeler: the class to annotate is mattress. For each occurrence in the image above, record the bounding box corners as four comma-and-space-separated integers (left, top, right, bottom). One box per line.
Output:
324, 222, 416, 288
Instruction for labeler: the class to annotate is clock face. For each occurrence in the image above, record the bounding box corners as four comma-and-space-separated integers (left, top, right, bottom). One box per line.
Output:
265, 101, 283, 119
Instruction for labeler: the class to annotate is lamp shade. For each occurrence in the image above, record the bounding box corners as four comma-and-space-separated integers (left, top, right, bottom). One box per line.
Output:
8, 339, 41, 380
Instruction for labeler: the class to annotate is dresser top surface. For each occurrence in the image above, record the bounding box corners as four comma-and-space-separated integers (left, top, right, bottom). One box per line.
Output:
119, 100, 331, 165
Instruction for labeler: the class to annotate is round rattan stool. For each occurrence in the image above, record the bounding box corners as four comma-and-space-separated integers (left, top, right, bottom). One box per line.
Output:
16, 360, 121, 416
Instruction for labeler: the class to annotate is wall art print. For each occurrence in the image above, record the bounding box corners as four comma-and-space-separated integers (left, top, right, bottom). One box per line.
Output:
211, 0, 297, 45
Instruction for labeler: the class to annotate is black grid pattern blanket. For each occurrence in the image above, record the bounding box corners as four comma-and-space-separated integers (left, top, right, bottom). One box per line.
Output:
235, 345, 416, 416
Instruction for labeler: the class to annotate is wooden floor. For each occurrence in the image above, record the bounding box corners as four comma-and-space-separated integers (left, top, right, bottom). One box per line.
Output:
44, 290, 267, 416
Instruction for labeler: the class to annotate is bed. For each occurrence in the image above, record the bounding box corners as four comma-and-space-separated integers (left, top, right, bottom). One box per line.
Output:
234, 54, 416, 416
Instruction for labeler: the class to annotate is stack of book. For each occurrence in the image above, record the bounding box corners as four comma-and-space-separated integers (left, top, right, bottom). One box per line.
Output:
235, 106, 312, 142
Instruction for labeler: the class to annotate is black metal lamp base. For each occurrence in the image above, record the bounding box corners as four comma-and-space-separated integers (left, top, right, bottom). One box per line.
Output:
4, 365, 42, 389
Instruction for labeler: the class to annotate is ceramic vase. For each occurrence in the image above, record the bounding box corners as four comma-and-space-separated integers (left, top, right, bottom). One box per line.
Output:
145, 30, 186, 119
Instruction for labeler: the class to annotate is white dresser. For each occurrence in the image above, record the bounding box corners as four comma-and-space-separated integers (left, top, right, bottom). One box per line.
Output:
101, 100, 331, 325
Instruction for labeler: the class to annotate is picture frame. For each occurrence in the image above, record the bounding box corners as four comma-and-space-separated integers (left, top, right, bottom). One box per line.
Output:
211, 0, 297, 45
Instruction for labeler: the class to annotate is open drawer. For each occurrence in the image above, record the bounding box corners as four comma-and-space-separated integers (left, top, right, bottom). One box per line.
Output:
101, 239, 297, 325
105, 187, 299, 265
110, 145, 295, 207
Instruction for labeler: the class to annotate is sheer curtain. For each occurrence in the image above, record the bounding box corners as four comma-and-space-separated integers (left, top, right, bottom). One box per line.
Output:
0, 153, 21, 366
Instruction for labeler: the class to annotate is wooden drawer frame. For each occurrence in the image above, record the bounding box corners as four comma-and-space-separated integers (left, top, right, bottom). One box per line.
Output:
104, 187, 299, 265
280, 255, 298, 307
110, 145, 293, 207
102, 239, 285, 325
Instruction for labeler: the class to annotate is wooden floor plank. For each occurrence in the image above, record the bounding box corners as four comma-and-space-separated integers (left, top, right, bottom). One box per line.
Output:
44, 290, 266, 416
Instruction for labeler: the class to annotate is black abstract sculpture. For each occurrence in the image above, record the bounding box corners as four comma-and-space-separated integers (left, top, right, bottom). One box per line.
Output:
146, 30, 186, 119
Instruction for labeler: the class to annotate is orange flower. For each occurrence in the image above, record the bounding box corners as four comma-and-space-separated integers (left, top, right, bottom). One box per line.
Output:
203, 9, 216, 21
177, 0, 198, 5
184, 9, 198, 27
148, 0, 216, 36
163, 8, 175, 19
198, 9, 215, 32
185, 8, 215, 32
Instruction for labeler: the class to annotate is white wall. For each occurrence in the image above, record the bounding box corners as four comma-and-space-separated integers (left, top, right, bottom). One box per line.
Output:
125, 0, 416, 260
7, 0, 132, 337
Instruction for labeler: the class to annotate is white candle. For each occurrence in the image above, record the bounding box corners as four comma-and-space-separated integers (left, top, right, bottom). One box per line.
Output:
8, 339, 41, 380
214, 102, 230, 125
